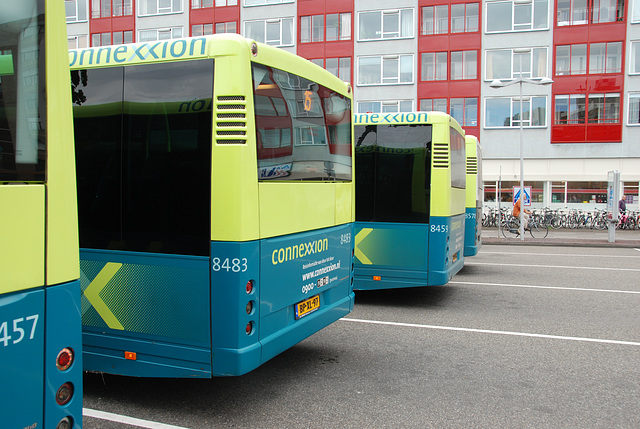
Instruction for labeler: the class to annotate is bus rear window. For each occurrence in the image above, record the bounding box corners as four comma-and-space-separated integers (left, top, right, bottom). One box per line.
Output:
354, 124, 432, 223
0, 2, 46, 182
252, 63, 351, 181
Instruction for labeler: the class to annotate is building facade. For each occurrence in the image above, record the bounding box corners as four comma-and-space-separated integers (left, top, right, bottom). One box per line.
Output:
66, 0, 640, 208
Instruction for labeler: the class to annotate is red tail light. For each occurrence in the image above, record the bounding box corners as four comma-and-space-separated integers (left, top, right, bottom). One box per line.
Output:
56, 348, 74, 371
56, 382, 74, 406
245, 322, 253, 335
246, 280, 254, 294
56, 417, 73, 429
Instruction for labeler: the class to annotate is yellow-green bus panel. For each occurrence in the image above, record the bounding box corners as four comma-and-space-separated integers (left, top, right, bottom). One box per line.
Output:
46, 0, 79, 285
0, 186, 45, 293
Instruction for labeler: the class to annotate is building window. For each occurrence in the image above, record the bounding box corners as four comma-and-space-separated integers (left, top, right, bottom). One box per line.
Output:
216, 0, 237, 5
358, 8, 414, 41
112, 31, 133, 44
486, 48, 547, 80
486, 0, 548, 32
301, 15, 324, 43
244, 18, 294, 47
420, 98, 448, 112
215, 21, 237, 33
191, 0, 213, 8
421, 5, 448, 35
327, 13, 351, 41
588, 93, 620, 123
357, 55, 414, 86
66, 0, 88, 22
113, 0, 133, 15
451, 50, 477, 80
589, 42, 622, 73
558, 0, 625, 25
592, 0, 624, 23
68, 35, 89, 50
555, 94, 586, 123
193, 24, 214, 36
555, 93, 620, 124
139, 0, 183, 16
91, 32, 111, 47
485, 96, 547, 128
631, 41, 640, 74
421, 52, 448, 81
326, 57, 351, 82
633, 0, 640, 22
628, 93, 640, 124
139, 27, 183, 42
555, 44, 587, 75
244, 0, 293, 6
451, 3, 479, 32
450, 98, 478, 126
357, 100, 413, 113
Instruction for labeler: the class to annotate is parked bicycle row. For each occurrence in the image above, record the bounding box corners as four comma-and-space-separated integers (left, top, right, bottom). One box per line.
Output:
482, 206, 640, 230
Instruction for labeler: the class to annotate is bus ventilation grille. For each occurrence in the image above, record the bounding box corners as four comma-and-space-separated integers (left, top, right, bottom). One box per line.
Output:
466, 156, 478, 174
216, 95, 247, 144
432, 142, 449, 168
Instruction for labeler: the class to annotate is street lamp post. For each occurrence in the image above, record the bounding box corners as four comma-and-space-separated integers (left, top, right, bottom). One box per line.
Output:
490, 51, 552, 240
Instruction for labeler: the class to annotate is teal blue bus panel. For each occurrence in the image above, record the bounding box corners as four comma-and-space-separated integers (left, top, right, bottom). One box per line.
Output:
354, 216, 464, 290
45, 280, 83, 429
1, 289, 45, 429
464, 205, 482, 257
211, 224, 355, 376
80, 249, 212, 378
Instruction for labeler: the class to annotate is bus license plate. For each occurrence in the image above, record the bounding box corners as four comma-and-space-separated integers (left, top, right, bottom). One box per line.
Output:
295, 295, 320, 320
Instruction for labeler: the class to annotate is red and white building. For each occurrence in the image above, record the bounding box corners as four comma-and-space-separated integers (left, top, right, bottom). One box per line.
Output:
66, 0, 640, 208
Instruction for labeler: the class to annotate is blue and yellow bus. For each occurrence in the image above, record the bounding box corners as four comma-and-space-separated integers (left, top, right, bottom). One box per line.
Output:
70, 34, 354, 377
464, 135, 483, 257
353, 112, 466, 290
1, 1, 82, 427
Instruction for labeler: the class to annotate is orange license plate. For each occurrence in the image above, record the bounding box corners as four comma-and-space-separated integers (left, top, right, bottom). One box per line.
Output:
295, 295, 320, 320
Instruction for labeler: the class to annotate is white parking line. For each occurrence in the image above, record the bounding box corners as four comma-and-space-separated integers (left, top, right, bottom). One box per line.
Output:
83, 408, 190, 429
482, 251, 640, 259
341, 318, 640, 347
450, 280, 640, 294
466, 262, 640, 272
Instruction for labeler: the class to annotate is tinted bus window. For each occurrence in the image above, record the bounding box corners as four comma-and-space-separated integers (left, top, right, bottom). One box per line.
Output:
355, 124, 432, 223
0, 14, 46, 181
73, 60, 213, 256
252, 63, 352, 181
450, 127, 465, 189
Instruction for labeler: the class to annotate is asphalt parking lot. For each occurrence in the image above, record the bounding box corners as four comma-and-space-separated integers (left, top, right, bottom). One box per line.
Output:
83, 242, 640, 428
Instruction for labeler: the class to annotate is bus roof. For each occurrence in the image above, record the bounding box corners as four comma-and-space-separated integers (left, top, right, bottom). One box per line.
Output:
69, 33, 351, 97
353, 111, 464, 134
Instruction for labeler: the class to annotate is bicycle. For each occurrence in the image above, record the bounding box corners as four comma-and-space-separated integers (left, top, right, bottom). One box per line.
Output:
501, 214, 549, 239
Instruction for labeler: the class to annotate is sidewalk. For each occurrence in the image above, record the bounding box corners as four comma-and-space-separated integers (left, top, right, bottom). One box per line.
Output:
482, 227, 640, 248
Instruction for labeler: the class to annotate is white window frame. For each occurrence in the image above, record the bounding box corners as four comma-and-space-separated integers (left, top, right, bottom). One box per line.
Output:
485, 47, 548, 81
357, 54, 414, 86
66, 0, 88, 22
633, 0, 640, 23
485, 0, 549, 33
627, 93, 640, 125
138, 27, 184, 42
484, 96, 548, 129
357, 8, 415, 41
630, 41, 640, 75
139, 0, 183, 16
244, 0, 293, 6
68, 35, 89, 50
243, 18, 294, 47
357, 100, 414, 113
